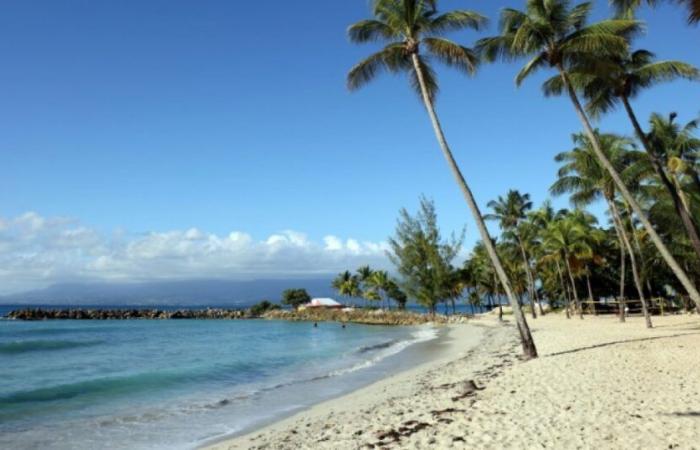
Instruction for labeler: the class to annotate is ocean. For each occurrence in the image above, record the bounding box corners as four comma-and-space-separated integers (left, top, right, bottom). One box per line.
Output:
0, 306, 441, 449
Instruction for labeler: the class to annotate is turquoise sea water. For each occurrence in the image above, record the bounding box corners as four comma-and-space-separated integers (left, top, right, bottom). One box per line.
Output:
0, 310, 439, 449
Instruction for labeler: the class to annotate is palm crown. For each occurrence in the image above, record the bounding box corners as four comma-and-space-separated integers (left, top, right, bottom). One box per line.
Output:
610, 0, 700, 24
347, 0, 486, 101
485, 190, 533, 230
551, 132, 642, 204
545, 48, 699, 118
476, 0, 640, 86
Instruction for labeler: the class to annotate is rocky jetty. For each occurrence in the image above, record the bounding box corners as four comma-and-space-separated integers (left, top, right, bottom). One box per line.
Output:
262, 308, 471, 326
5, 307, 250, 321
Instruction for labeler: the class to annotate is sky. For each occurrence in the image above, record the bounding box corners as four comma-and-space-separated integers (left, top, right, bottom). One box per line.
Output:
0, 0, 698, 294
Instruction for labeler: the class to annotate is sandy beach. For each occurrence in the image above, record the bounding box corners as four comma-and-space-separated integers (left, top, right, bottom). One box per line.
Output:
204, 313, 700, 450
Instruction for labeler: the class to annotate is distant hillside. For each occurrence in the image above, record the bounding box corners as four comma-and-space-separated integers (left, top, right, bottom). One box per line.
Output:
0, 278, 336, 307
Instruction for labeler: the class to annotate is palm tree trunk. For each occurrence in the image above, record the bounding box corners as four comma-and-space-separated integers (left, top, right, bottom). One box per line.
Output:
517, 235, 537, 319
621, 96, 700, 261
609, 208, 628, 323
559, 68, 700, 311
563, 252, 584, 319
585, 268, 596, 316
619, 242, 627, 323
412, 53, 537, 358
555, 260, 571, 319
609, 199, 653, 328
624, 201, 651, 296
534, 281, 545, 315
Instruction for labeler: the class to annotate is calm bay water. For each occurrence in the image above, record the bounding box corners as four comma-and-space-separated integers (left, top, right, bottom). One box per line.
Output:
0, 308, 439, 449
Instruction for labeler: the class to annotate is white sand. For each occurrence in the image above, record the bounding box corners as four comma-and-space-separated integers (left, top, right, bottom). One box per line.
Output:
203, 313, 700, 449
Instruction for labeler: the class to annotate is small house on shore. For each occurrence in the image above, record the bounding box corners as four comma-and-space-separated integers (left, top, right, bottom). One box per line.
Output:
301, 298, 344, 309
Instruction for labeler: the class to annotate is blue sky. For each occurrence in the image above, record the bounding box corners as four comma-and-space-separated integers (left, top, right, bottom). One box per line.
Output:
0, 0, 698, 292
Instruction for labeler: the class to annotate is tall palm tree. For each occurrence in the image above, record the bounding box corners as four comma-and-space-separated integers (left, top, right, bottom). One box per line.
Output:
558, 48, 700, 259
611, 0, 700, 24
486, 190, 539, 319
348, 0, 537, 358
551, 132, 653, 326
478, 0, 700, 310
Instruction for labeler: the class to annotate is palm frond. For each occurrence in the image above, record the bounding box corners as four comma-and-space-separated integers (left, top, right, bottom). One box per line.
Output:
427, 10, 487, 34
348, 19, 395, 43
424, 37, 478, 75
347, 44, 409, 91
635, 60, 700, 87
515, 53, 548, 86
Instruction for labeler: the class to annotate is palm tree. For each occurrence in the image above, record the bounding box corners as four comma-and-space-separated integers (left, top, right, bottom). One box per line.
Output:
332, 270, 363, 306
542, 214, 594, 319
478, 0, 700, 310
560, 47, 700, 259
465, 241, 503, 319
551, 132, 653, 326
366, 270, 392, 309
486, 190, 539, 319
356, 265, 377, 307
647, 112, 700, 210
611, 0, 700, 24
348, 0, 537, 358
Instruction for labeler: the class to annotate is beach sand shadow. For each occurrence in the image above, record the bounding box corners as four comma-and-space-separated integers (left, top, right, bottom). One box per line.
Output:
544, 332, 700, 358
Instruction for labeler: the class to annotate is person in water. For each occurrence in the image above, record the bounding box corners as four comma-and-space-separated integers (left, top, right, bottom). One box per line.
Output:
313, 322, 318, 328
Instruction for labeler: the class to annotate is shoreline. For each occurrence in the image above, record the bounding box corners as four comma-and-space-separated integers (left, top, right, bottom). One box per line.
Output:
201, 320, 502, 450
202, 313, 700, 449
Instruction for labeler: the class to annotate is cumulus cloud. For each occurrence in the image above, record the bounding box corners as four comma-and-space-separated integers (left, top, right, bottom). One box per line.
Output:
0, 212, 392, 294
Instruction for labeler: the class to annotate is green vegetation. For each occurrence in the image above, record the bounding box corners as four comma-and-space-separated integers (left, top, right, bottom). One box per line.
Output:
332, 265, 408, 310
387, 198, 462, 314
348, 0, 538, 358
281, 289, 312, 309
337, 0, 700, 359
249, 300, 280, 317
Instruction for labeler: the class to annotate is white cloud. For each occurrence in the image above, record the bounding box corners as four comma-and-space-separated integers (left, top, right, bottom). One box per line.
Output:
0, 212, 392, 295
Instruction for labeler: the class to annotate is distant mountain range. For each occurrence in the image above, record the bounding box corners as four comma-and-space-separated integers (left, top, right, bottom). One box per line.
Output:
0, 278, 337, 307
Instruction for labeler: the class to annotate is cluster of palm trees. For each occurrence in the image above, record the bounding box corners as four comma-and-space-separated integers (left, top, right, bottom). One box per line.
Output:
332, 266, 407, 309
347, 0, 697, 359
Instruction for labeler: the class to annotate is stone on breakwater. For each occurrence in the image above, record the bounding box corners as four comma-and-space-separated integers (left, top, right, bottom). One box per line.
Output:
5, 308, 250, 321
261, 309, 471, 326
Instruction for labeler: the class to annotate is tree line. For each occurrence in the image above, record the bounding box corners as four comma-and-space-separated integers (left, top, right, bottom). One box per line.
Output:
345, 0, 699, 358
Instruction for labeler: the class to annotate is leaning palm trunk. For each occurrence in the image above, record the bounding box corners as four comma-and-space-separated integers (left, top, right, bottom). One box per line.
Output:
555, 260, 572, 319
621, 96, 700, 261
559, 69, 700, 310
585, 268, 596, 315
610, 209, 628, 323
563, 252, 584, 319
411, 53, 537, 358
517, 236, 538, 319
609, 199, 653, 328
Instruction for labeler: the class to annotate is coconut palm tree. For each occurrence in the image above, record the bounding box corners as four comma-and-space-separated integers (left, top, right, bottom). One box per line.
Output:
551, 132, 653, 326
348, 0, 537, 358
486, 190, 539, 319
465, 241, 503, 319
366, 270, 393, 309
555, 47, 700, 258
478, 0, 700, 310
647, 112, 700, 210
611, 0, 700, 24
332, 270, 363, 306
542, 214, 596, 319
